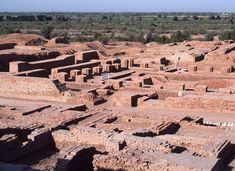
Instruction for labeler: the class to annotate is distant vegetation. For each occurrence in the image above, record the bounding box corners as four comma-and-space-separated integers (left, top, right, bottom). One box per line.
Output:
0, 12, 235, 44
40, 25, 54, 39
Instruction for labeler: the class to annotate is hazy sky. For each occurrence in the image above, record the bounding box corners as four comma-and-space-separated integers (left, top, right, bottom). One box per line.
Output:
0, 0, 235, 12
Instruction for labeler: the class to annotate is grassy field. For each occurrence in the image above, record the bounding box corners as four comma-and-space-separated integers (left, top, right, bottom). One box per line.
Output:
0, 12, 234, 43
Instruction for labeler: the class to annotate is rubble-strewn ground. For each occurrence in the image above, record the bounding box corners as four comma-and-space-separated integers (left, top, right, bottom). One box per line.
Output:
0, 33, 235, 171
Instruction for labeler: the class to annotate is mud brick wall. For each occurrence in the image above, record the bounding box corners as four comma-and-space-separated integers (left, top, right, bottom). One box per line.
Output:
0, 129, 52, 162
9, 55, 75, 73
156, 89, 178, 100
114, 132, 171, 152
0, 51, 60, 71
93, 152, 221, 171
54, 127, 123, 152
54, 61, 101, 74
14, 69, 49, 78
76, 50, 99, 62
163, 83, 185, 91
0, 43, 16, 50
165, 95, 235, 112
112, 91, 139, 107
0, 75, 62, 101
14, 46, 44, 51
195, 79, 235, 89
159, 73, 224, 82
203, 139, 232, 162
71, 127, 112, 146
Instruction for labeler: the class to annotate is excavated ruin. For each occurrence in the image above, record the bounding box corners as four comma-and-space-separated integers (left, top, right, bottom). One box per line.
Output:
0, 33, 235, 171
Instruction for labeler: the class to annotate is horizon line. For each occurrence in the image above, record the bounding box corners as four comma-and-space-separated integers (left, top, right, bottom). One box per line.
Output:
0, 11, 234, 14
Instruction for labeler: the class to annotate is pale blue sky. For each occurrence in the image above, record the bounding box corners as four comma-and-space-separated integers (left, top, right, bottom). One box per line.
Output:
0, 0, 235, 12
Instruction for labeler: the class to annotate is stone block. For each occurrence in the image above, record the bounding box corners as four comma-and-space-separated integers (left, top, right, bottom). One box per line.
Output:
195, 85, 208, 92
76, 75, 87, 83
188, 65, 197, 72
93, 66, 102, 75
82, 68, 92, 76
